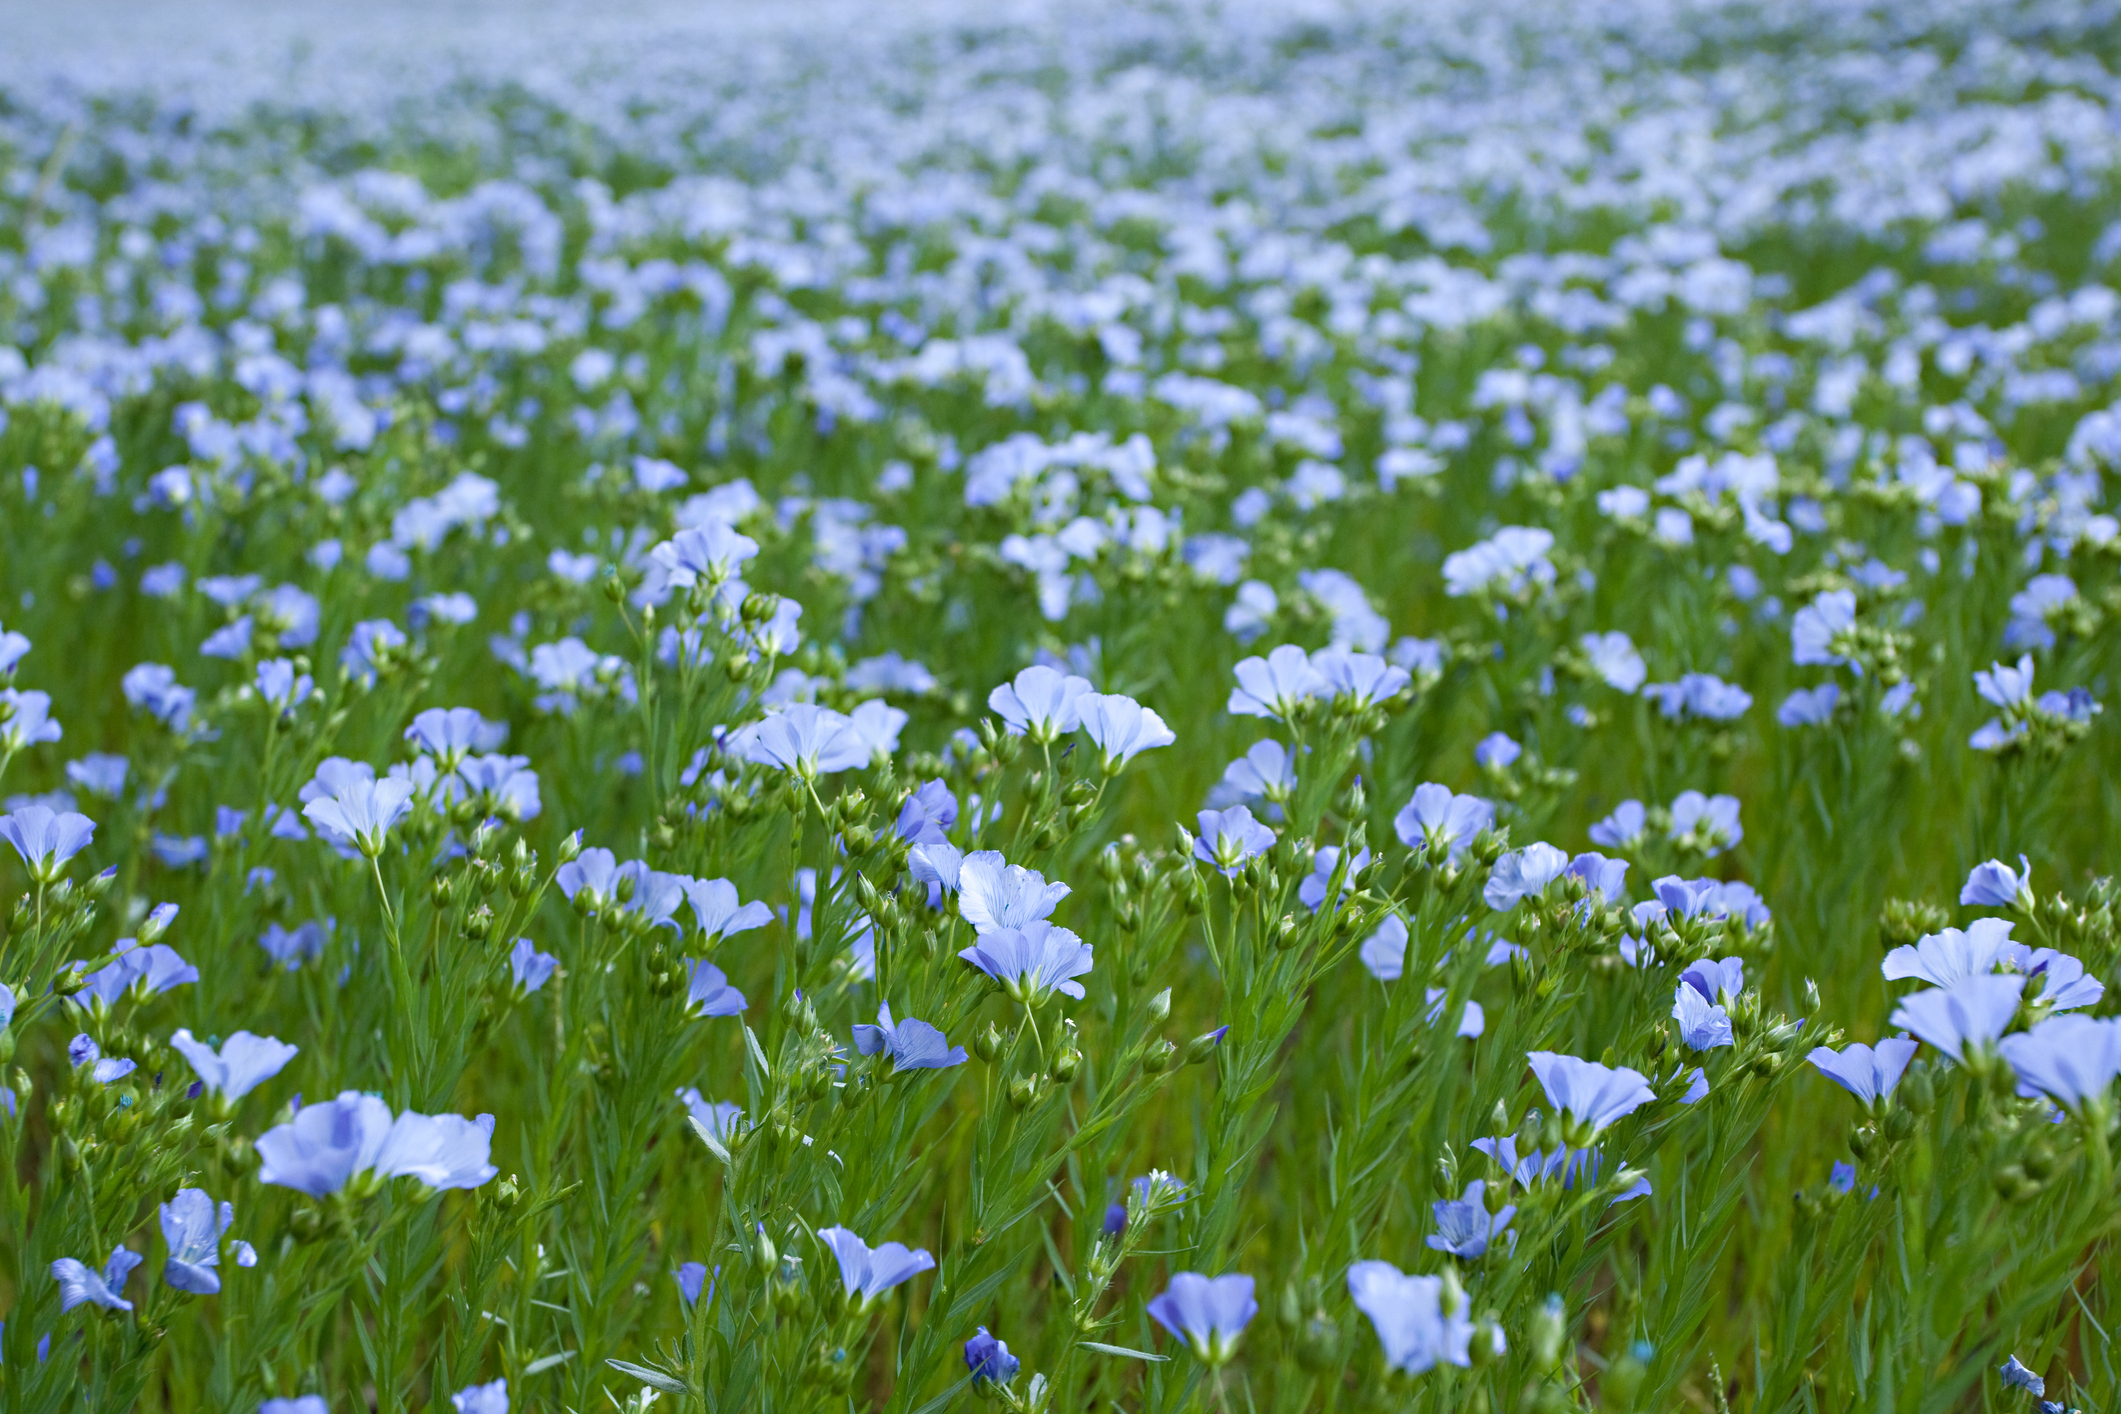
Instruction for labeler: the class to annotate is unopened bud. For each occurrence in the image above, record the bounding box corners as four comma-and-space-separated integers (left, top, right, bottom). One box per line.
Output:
974, 1022, 1004, 1064
1184, 1027, 1228, 1064
1142, 1039, 1177, 1074
1144, 988, 1171, 1026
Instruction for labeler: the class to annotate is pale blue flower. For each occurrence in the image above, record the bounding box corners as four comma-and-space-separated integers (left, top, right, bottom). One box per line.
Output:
1961, 856, 2029, 908
731, 704, 869, 777
686, 962, 748, 1017
170, 1029, 298, 1102
1428, 1181, 1515, 1258
53, 1247, 142, 1312
0, 688, 63, 754
1526, 1052, 1655, 1135
1668, 790, 1742, 854
1474, 732, 1521, 769
1998, 1014, 2121, 1108
681, 877, 774, 941
2000, 1356, 2045, 1396
1882, 919, 2012, 987
509, 938, 558, 993
1805, 1038, 1919, 1107
1790, 589, 1855, 666
818, 1226, 934, 1306
1672, 985, 1733, 1051
1483, 843, 1568, 910
958, 851, 1070, 933
300, 774, 413, 856
1777, 683, 1841, 726
1310, 648, 1411, 707
1193, 806, 1276, 876
0, 804, 96, 880
161, 1188, 247, 1295
1227, 645, 1327, 720
1347, 1261, 1478, 1372
852, 1002, 967, 1070
1078, 692, 1175, 770
1394, 784, 1492, 862
1148, 1272, 1257, 1363
959, 921, 1094, 1003
1589, 799, 1646, 850
1888, 974, 2025, 1061
451, 1379, 508, 1414
988, 665, 1093, 740
1580, 631, 1646, 693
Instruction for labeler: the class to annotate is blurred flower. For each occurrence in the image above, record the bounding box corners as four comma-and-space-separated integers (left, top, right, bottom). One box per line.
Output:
1147, 1272, 1257, 1363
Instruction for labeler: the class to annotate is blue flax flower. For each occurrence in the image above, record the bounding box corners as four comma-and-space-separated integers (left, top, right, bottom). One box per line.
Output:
0, 804, 96, 881
1962, 856, 2031, 908
1888, 974, 2024, 1062
731, 704, 870, 777
1806, 1038, 1919, 1108
1526, 1052, 1655, 1137
818, 1226, 935, 1308
256, 1092, 496, 1196
957, 851, 1070, 933
1589, 799, 1647, 850
1226, 645, 1326, 720
1998, 1015, 2121, 1109
161, 1187, 256, 1294
1882, 919, 2012, 987
170, 1029, 297, 1103
451, 1380, 507, 1414
682, 877, 773, 941
959, 921, 1094, 1003
1346, 1260, 1478, 1372
686, 961, 748, 1017
53, 1247, 142, 1313
988, 665, 1093, 741
2000, 1356, 2045, 1396
81, 939, 199, 1004
679, 1088, 744, 1146
1394, 783, 1492, 863
1671, 985, 1733, 1051
1078, 692, 1175, 771
508, 939, 558, 993
964, 1327, 1021, 1387
675, 1261, 712, 1306
1429, 1181, 1514, 1258
853, 1002, 967, 1070
1483, 844, 1568, 911
1147, 1272, 1257, 1364
1192, 806, 1276, 876
259, 1400, 328, 1414
300, 774, 413, 856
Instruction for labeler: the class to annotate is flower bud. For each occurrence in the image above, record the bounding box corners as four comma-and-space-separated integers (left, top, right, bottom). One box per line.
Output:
1900, 1062, 1935, 1115
1529, 1294, 1566, 1371
1049, 1047, 1081, 1084
1142, 1039, 1177, 1074
1007, 1073, 1039, 1109
1882, 1107, 1914, 1142
1274, 913, 1302, 951
1184, 1027, 1228, 1064
753, 1227, 778, 1272
1296, 1313, 1340, 1372
974, 1022, 1004, 1064
1145, 988, 1172, 1026
1601, 1342, 1651, 1410
557, 830, 583, 864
